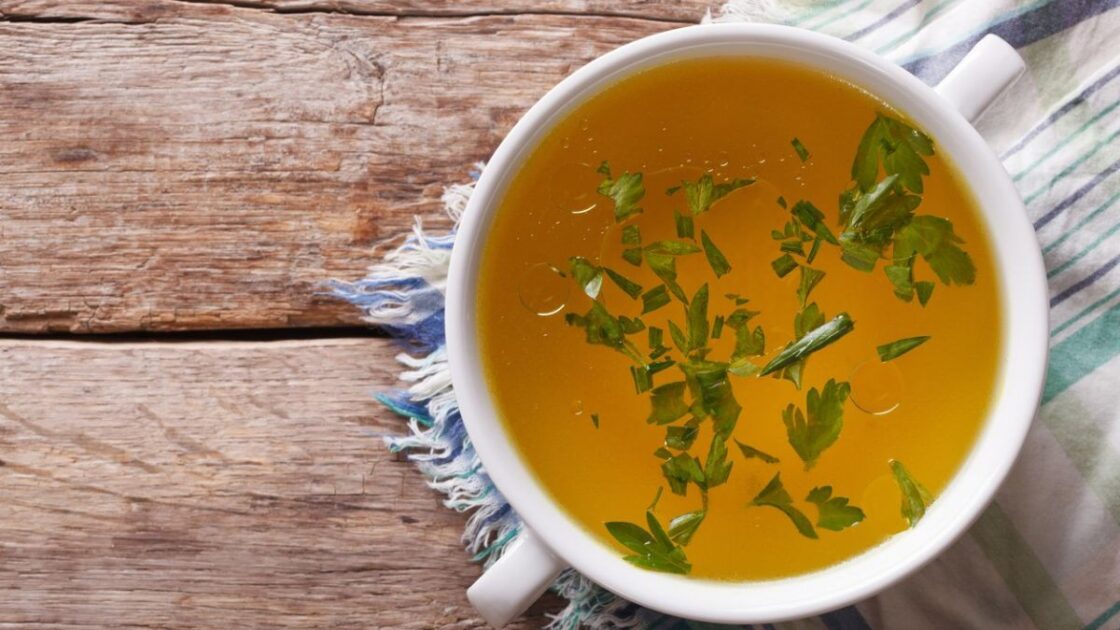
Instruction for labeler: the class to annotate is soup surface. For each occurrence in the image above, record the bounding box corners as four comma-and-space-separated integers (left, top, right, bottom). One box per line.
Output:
477, 58, 1002, 580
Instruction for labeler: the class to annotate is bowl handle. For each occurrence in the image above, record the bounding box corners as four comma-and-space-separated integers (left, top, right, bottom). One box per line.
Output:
467, 528, 567, 627
935, 34, 1026, 123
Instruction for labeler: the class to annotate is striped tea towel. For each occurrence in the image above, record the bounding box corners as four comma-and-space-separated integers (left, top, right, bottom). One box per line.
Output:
333, 1, 1120, 628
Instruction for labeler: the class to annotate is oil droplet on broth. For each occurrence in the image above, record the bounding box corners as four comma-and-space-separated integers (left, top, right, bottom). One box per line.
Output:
850, 360, 904, 415
546, 162, 601, 216
518, 263, 569, 316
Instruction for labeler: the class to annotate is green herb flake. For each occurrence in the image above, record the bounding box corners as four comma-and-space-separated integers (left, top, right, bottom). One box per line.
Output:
777, 196, 788, 209
791, 200, 838, 245
771, 253, 798, 278
661, 452, 706, 496
702, 434, 733, 489
749, 473, 817, 539
735, 440, 779, 464
877, 336, 930, 362
667, 173, 755, 215
604, 268, 643, 299
807, 237, 822, 264
726, 308, 759, 330
711, 315, 725, 340
596, 161, 645, 222
686, 284, 710, 352
647, 381, 690, 425
568, 256, 602, 298
783, 379, 851, 469
806, 486, 865, 531
675, 210, 695, 239
700, 230, 732, 278
890, 459, 931, 528
667, 509, 706, 546
630, 364, 653, 394
641, 285, 671, 315
648, 326, 665, 353
732, 325, 765, 360
591, 413, 600, 429
604, 512, 691, 574
665, 421, 700, 451
915, 280, 935, 306
680, 360, 741, 437
796, 266, 826, 306
725, 293, 751, 306
728, 357, 760, 377
667, 320, 689, 355
622, 224, 641, 246
565, 301, 625, 350
622, 247, 643, 267
761, 313, 854, 376
896, 216, 976, 286
791, 137, 810, 162
619, 315, 645, 334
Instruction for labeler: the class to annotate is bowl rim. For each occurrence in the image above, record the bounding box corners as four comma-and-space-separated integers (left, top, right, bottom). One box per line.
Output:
445, 22, 1049, 623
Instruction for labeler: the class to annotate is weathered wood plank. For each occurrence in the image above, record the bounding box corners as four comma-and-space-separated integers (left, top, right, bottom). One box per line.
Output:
2, 0, 713, 22
0, 337, 561, 627
0, 1, 712, 333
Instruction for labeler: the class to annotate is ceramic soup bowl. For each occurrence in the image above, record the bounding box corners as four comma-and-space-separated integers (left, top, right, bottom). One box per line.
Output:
445, 23, 1048, 627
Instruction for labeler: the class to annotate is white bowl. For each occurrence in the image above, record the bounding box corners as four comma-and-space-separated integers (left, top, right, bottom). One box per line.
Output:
446, 23, 1048, 627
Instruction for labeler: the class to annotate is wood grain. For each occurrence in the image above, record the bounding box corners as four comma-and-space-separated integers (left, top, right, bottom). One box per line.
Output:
0, 0, 714, 333
0, 337, 561, 627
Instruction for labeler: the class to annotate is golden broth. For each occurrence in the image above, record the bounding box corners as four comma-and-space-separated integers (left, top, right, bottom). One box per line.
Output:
477, 58, 1001, 580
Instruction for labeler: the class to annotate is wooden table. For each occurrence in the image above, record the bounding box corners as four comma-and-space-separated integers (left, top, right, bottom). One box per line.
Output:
0, 1, 719, 626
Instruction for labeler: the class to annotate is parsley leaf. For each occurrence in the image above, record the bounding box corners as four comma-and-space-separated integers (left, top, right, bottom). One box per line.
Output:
791, 200, 839, 245
796, 266, 826, 306
895, 216, 976, 286
660, 452, 705, 496
667, 173, 755, 215
641, 284, 671, 314
604, 511, 691, 574
850, 114, 932, 194
596, 161, 645, 222
735, 439, 779, 463
701, 434, 733, 489
622, 224, 641, 245
761, 313, 854, 377
791, 137, 810, 162
771, 253, 798, 278
806, 486, 865, 530
890, 459, 931, 528
680, 360, 740, 437
647, 381, 690, 425
711, 315, 725, 340
877, 336, 930, 361
749, 473, 817, 539
604, 267, 643, 299
782, 379, 851, 469
665, 421, 699, 451
686, 284, 710, 352
700, 230, 732, 278
568, 256, 602, 298
726, 308, 759, 330
732, 325, 765, 360
667, 509, 706, 546
675, 210, 695, 239
565, 301, 626, 351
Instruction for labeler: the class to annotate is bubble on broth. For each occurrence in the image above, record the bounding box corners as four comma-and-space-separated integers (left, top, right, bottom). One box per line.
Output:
518, 263, 569, 317
546, 161, 602, 216
570, 400, 584, 416
850, 359, 904, 415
